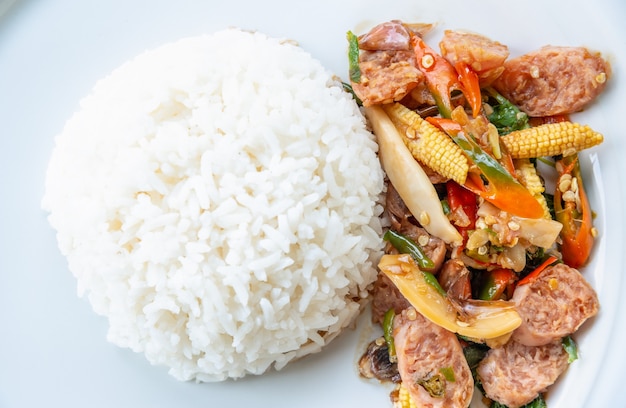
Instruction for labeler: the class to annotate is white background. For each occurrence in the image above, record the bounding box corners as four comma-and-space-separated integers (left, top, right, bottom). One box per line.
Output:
1, 0, 625, 407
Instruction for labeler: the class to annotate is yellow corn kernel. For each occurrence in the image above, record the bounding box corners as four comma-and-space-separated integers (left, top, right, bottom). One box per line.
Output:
392, 383, 417, 408
501, 121, 604, 159
514, 158, 552, 219
383, 103, 469, 185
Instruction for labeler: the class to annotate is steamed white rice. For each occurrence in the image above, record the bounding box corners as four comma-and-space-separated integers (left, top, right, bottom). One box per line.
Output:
42, 28, 385, 381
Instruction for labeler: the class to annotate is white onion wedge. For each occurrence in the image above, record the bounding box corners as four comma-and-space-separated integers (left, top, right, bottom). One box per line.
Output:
364, 105, 462, 246
379, 254, 522, 339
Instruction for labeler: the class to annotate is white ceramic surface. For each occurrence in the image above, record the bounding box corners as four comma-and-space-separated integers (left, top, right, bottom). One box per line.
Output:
1, 0, 624, 407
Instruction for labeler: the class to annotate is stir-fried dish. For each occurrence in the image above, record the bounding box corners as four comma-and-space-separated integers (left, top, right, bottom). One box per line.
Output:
347, 20, 610, 408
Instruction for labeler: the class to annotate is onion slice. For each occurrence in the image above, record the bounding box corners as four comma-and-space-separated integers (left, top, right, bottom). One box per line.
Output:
379, 253, 522, 339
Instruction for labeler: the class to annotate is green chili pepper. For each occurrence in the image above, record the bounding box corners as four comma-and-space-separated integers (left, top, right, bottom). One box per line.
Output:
439, 366, 456, 382
441, 198, 451, 215
422, 270, 447, 297
417, 372, 446, 398
382, 308, 396, 360
346, 31, 361, 83
477, 268, 516, 301
383, 230, 446, 296
383, 230, 435, 270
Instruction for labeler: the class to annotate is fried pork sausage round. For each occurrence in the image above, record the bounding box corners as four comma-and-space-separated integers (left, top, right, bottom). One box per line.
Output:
358, 20, 412, 51
493, 46, 610, 116
393, 308, 474, 408
477, 339, 569, 408
351, 49, 423, 106
439, 30, 509, 85
385, 183, 447, 272
511, 263, 599, 346
371, 272, 411, 324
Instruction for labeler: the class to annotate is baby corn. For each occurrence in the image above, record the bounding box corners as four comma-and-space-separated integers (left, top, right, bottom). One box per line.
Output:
392, 383, 417, 408
383, 103, 469, 185
502, 121, 603, 159
514, 158, 552, 219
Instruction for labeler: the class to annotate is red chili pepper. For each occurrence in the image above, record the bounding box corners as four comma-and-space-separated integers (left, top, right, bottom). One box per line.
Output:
554, 154, 595, 268
455, 62, 482, 118
478, 268, 517, 300
446, 180, 477, 243
517, 255, 559, 286
410, 33, 461, 118
528, 114, 570, 126
426, 116, 461, 133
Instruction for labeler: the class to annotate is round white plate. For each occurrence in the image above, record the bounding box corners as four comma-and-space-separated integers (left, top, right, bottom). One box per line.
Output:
1, 0, 624, 407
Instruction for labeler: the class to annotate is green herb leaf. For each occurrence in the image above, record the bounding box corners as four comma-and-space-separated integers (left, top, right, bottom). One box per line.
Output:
491, 394, 547, 408
462, 342, 489, 371
562, 335, 579, 363
486, 89, 529, 135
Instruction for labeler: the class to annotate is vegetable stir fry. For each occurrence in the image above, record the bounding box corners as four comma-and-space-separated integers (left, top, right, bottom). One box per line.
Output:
350, 21, 608, 408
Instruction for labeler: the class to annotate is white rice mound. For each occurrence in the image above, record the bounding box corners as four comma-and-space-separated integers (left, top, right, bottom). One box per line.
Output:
42, 28, 385, 382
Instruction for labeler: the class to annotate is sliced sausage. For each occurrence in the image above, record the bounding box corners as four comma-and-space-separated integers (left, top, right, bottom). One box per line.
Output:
385, 183, 447, 273
493, 46, 610, 116
371, 272, 411, 324
351, 20, 438, 106
358, 20, 412, 51
439, 30, 509, 85
477, 339, 569, 408
351, 49, 423, 106
358, 20, 435, 51
393, 308, 474, 408
511, 263, 599, 346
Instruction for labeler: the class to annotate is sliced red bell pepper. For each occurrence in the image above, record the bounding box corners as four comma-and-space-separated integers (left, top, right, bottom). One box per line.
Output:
478, 268, 517, 300
554, 154, 595, 268
446, 180, 477, 243
517, 255, 559, 286
409, 33, 461, 118
455, 62, 482, 118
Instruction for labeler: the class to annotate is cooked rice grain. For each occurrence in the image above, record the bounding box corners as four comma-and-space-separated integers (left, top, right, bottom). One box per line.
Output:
42, 29, 385, 381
